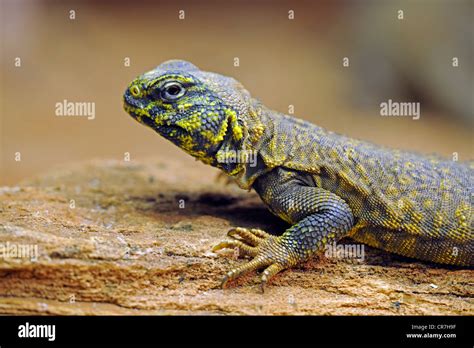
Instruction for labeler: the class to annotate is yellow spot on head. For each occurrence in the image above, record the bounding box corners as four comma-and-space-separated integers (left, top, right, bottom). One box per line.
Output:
423, 199, 433, 209
176, 114, 201, 132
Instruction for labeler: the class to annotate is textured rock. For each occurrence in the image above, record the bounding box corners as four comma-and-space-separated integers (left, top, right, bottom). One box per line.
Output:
0, 159, 472, 315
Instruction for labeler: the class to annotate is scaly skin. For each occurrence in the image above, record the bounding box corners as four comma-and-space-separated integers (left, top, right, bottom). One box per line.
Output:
123, 60, 473, 291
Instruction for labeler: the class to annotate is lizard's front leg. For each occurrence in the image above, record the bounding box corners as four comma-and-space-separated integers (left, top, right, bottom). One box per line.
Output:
213, 168, 354, 291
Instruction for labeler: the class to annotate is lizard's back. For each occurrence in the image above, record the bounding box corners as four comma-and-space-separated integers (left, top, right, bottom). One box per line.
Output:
258, 110, 473, 265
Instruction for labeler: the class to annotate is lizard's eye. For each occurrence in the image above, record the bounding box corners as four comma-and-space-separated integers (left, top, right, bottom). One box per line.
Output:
161, 81, 185, 101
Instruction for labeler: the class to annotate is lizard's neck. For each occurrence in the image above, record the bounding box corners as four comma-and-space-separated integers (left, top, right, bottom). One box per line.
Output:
215, 100, 277, 190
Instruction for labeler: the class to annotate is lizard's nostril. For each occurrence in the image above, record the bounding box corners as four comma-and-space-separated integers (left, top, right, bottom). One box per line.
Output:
130, 85, 141, 98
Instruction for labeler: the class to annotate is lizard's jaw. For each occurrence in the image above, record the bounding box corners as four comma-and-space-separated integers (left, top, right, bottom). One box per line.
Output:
124, 100, 168, 133
124, 104, 154, 128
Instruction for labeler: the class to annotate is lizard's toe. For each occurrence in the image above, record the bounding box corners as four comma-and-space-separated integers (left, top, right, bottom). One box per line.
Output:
260, 263, 285, 293
214, 227, 276, 258
221, 256, 272, 288
247, 228, 273, 239
212, 240, 258, 257
216, 234, 295, 290
227, 227, 264, 246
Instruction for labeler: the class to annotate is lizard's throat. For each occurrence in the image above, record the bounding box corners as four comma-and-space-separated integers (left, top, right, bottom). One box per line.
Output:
213, 124, 244, 173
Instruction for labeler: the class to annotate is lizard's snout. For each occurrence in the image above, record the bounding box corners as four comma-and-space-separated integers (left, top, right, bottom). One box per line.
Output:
123, 88, 140, 107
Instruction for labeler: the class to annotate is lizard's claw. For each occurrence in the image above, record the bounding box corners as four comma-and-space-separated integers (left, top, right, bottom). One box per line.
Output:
212, 227, 295, 292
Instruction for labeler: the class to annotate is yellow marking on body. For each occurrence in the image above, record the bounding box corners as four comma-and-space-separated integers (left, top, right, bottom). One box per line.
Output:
345, 148, 356, 158
131, 108, 150, 117
206, 111, 219, 122
177, 134, 196, 151
146, 75, 195, 91
383, 219, 401, 229
386, 186, 400, 196
404, 212, 423, 234
176, 113, 201, 132
201, 115, 229, 145
329, 149, 339, 160
251, 123, 264, 142
441, 191, 452, 203
156, 102, 174, 111
400, 236, 417, 254
176, 132, 213, 165
423, 199, 433, 209
214, 117, 229, 143
227, 166, 242, 175
225, 109, 243, 141
399, 174, 412, 185
370, 209, 381, 220
455, 202, 471, 233
339, 171, 371, 196
314, 175, 323, 188
433, 211, 445, 232
355, 163, 371, 184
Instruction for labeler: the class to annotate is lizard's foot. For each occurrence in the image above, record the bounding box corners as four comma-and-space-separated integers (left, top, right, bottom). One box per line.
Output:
212, 227, 297, 292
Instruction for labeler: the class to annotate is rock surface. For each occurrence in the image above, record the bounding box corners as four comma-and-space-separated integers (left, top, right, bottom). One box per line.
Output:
0, 159, 472, 315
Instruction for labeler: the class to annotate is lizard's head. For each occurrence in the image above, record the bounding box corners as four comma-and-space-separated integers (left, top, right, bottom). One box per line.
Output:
123, 60, 255, 167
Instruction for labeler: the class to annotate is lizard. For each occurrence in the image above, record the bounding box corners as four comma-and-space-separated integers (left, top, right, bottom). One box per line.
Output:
123, 59, 473, 291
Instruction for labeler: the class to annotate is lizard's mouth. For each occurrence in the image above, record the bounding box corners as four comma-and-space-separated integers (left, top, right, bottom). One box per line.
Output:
139, 114, 157, 129
139, 116, 186, 140
124, 103, 160, 130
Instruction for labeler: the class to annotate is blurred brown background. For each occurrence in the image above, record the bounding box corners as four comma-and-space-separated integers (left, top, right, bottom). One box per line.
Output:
1, 0, 473, 185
